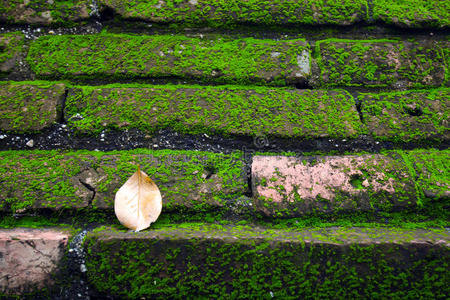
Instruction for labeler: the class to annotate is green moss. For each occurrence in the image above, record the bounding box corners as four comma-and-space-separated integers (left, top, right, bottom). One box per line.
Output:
99, 0, 367, 27
65, 84, 364, 139
0, 149, 247, 213
372, 0, 450, 28
27, 33, 310, 86
0, 81, 66, 133
360, 88, 449, 142
84, 225, 450, 298
316, 39, 445, 88
0, 31, 24, 74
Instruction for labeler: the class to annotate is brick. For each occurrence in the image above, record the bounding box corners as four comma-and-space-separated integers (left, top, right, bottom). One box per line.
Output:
0, 82, 66, 133
360, 88, 449, 142
99, 0, 367, 26
0, 228, 69, 295
314, 39, 446, 88
27, 34, 310, 85
0, 150, 247, 213
84, 225, 450, 299
400, 150, 450, 200
65, 85, 363, 139
0, 32, 25, 76
251, 154, 417, 216
372, 0, 450, 28
0, 0, 91, 26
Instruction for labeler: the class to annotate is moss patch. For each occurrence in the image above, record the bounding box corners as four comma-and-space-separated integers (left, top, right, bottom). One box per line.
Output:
315, 39, 445, 88
27, 33, 310, 86
0, 81, 66, 133
65, 84, 364, 139
360, 88, 449, 142
372, 0, 450, 28
99, 0, 367, 27
84, 225, 450, 299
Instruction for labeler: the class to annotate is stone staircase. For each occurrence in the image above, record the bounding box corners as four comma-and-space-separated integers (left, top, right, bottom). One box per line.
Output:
0, 1, 448, 299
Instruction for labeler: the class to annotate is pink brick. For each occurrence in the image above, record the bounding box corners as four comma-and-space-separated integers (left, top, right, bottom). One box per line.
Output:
251, 155, 416, 216
0, 228, 69, 295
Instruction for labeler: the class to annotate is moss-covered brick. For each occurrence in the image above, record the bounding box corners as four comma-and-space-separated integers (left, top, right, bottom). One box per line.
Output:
252, 154, 418, 217
64, 84, 364, 139
360, 88, 449, 142
372, 0, 450, 29
0, 0, 91, 26
0, 149, 247, 213
0, 81, 66, 133
98, 0, 367, 27
314, 39, 446, 88
84, 225, 450, 299
0, 32, 25, 76
27, 34, 310, 85
396, 149, 449, 201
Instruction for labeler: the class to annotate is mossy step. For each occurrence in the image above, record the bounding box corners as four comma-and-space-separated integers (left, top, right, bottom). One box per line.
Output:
359, 88, 449, 143
65, 84, 363, 139
84, 224, 450, 299
252, 149, 449, 217
314, 39, 447, 88
372, 0, 450, 29
0, 0, 92, 26
0, 149, 247, 213
98, 0, 367, 27
0, 81, 66, 133
0, 149, 447, 217
27, 34, 310, 86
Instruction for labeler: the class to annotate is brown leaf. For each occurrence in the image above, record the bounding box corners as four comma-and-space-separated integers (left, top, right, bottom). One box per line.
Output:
114, 167, 162, 231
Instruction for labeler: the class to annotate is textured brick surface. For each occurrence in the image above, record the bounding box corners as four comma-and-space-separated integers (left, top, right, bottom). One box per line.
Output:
0, 150, 247, 213
0, 228, 69, 295
252, 154, 417, 216
65, 85, 363, 139
84, 225, 450, 299
314, 39, 446, 88
28, 34, 311, 86
0, 82, 66, 133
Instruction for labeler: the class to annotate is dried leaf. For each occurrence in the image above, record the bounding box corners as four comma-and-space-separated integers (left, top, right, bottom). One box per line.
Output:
114, 167, 162, 231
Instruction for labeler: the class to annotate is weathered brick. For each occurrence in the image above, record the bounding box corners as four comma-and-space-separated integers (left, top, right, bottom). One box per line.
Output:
27, 34, 311, 85
360, 88, 449, 142
98, 0, 367, 26
0, 228, 69, 295
0, 150, 247, 213
65, 85, 363, 139
372, 0, 450, 28
0, 0, 91, 26
314, 39, 446, 88
84, 225, 450, 299
251, 154, 417, 216
0, 32, 25, 76
0, 82, 66, 133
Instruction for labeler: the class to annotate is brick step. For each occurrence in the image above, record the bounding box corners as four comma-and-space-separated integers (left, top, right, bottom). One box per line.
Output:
21, 33, 447, 88
0, 82, 448, 142
83, 225, 449, 298
2, 225, 448, 297
0, 227, 71, 296
0, 1, 448, 28
0, 149, 447, 216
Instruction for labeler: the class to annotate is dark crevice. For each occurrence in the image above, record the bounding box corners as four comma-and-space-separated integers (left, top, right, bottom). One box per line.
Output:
0, 125, 448, 153
79, 179, 96, 207
99, 6, 116, 22
404, 105, 423, 117
58, 89, 69, 124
